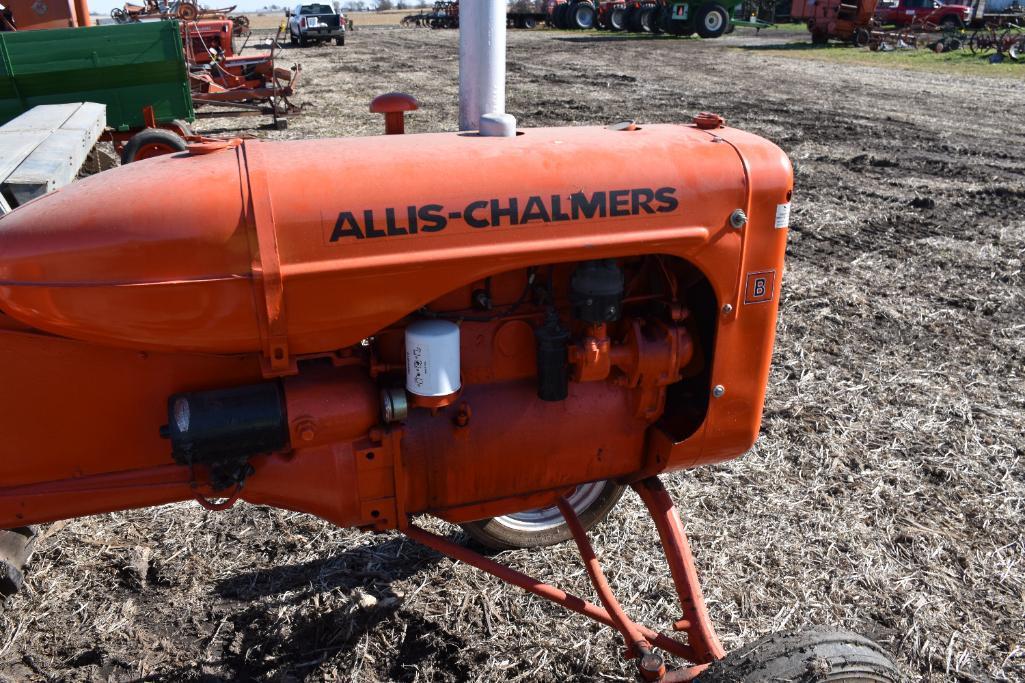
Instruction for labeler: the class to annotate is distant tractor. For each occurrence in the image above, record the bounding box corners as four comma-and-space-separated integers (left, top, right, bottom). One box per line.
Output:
791, 0, 879, 43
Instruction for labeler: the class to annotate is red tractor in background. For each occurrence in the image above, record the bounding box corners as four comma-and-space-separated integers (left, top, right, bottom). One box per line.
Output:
792, 0, 879, 43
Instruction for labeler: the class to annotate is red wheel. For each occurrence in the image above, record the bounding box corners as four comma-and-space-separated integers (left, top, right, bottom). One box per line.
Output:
120, 129, 188, 164
176, 1, 198, 21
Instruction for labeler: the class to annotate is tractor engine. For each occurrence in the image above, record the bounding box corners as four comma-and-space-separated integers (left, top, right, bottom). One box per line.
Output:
0, 120, 791, 536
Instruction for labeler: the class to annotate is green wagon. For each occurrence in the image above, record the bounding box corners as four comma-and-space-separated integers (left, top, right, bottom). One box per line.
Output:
0, 20, 197, 162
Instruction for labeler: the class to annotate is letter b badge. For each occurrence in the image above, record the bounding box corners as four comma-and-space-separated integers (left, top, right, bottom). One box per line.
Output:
744, 270, 776, 305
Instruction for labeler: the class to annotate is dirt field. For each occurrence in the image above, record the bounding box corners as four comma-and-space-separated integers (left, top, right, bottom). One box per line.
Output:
2, 27, 1023, 683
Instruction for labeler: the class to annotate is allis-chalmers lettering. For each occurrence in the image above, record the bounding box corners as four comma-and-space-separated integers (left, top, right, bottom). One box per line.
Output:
330, 187, 679, 241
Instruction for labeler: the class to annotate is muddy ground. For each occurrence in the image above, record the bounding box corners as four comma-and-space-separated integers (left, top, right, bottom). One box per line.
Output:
2, 26, 1023, 683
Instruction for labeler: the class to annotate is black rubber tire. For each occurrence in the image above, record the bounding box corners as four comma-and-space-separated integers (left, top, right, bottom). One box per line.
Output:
120, 129, 188, 164
640, 6, 660, 32
170, 119, 194, 137
698, 627, 900, 682
461, 480, 626, 550
609, 6, 627, 30
812, 29, 830, 45
523, 15, 537, 29
335, 34, 345, 45
852, 27, 870, 46
940, 15, 962, 29
289, 29, 298, 45
695, 3, 729, 38
626, 5, 645, 31
553, 3, 570, 29
569, 1, 596, 29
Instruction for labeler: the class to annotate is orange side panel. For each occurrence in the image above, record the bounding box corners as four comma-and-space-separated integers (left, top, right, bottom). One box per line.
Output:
7, 0, 77, 28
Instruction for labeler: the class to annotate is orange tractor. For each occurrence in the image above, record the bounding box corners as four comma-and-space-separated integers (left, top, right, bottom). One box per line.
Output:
0, 6, 900, 678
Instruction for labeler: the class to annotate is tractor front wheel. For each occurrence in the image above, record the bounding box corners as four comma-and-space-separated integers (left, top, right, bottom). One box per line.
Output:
609, 6, 627, 30
121, 129, 188, 164
695, 3, 729, 38
461, 480, 625, 550
698, 627, 900, 682
568, 1, 596, 29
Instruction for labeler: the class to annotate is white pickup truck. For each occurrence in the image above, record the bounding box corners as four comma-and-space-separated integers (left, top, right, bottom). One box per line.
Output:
286, 3, 346, 46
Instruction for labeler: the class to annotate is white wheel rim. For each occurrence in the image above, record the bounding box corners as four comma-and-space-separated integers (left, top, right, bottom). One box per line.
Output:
493, 481, 607, 532
705, 12, 723, 31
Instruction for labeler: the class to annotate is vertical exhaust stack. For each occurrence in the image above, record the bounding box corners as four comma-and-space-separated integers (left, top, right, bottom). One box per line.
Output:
458, 0, 516, 137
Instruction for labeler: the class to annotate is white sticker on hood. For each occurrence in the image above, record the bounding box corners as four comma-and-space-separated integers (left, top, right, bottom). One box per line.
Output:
774, 203, 791, 229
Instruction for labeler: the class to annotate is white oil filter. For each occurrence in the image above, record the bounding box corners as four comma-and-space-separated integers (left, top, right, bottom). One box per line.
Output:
405, 319, 461, 397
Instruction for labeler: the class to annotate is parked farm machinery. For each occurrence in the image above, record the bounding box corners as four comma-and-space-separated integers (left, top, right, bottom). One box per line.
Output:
963, 20, 1025, 59
423, 1, 460, 28
791, 0, 879, 43
111, 0, 236, 23
555, 0, 761, 38
181, 18, 300, 129
403, 2, 547, 29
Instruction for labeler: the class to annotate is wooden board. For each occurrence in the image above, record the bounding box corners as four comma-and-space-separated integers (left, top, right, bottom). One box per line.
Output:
0, 102, 106, 211
0, 130, 52, 180
0, 103, 79, 132
5, 130, 95, 205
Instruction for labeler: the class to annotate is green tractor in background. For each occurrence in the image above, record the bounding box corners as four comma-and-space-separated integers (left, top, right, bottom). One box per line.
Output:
552, 0, 767, 38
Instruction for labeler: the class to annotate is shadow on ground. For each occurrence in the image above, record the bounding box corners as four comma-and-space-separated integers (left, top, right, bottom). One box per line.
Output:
145, 535, 459, 682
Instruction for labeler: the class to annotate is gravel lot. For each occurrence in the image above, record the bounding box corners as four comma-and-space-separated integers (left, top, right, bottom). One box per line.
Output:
1, 26, 1023, 683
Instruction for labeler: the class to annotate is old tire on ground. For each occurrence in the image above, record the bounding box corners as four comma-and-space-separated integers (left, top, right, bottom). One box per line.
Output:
695, 3, 729, 38
609, 6, 627, 30
461, 480, 625, 550
698, 627, 900, 682
121, 129, 188, 164
569, 1, 597, 29
852, 27, 870, 46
